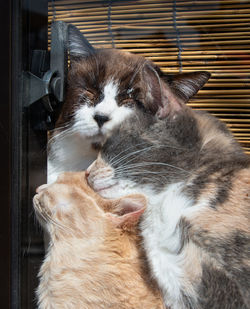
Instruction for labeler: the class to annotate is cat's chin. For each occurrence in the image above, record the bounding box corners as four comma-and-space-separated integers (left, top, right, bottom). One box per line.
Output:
87, 132, 106, 144
91, 134, 105, 143
96, 182, 136, 199
95, 184, 120, 199
74, 128, 105, 141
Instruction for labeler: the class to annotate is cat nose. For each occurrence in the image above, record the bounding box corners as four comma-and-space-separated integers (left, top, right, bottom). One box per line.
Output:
93, 114, 110, 128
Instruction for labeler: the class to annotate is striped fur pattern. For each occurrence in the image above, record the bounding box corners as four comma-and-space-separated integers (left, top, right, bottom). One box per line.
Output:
33, 172, 165, 309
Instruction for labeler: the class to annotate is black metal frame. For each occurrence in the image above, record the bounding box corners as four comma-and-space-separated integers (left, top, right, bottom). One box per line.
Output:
0, 0, 48, 308
0, 0, 11, 308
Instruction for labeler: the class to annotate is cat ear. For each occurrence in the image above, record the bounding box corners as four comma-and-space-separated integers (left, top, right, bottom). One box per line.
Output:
68, 24, 95, 60
107, 195, 146, 231
163, 71, 211, 103
143, 64, 210, 119
157, 71, 210, 118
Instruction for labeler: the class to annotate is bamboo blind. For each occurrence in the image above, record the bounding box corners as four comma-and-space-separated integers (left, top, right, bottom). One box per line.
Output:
48, 0, 250, 154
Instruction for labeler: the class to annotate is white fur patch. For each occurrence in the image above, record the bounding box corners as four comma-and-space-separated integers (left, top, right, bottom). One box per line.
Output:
95, 177, 205, 309
48, 80, 133, 183
95, 81, 133, 136
140, 184, 193, 308
73, 81, 132, 138
73, 105, 98, 138
95, 81, 119, 115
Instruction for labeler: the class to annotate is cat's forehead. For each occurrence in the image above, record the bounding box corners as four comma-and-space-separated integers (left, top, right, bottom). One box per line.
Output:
39, 182, 104, 221
69, 49, 145, 90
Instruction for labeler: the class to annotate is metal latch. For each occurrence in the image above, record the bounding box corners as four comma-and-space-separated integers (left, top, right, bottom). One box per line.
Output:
23, 21, 68, 130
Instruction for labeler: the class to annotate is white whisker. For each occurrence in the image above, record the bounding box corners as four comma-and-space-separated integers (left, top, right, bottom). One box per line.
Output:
110, 144, 186, 168
48, 126, 75, 145
35, 204, 69, 233
115, 161, 190, 174
110, 145, 157, 166
108, 141, 149, 165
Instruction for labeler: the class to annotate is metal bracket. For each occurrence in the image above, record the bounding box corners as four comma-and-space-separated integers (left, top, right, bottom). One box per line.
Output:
23, 21, 68, 129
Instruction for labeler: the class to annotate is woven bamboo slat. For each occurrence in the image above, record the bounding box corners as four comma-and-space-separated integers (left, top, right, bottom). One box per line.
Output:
194, 108, 250, 112
49, 9, 250, 20
48, 20, 250, 30
48, 0, 250, 9
189, 104, 250, 108
84, 37, 250, 43
48, 0, 250, 153
49, 15, 250, 24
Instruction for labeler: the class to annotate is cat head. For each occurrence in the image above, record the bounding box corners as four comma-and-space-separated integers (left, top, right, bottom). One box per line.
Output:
86, 99, 245, 199
55, 24, 210, 142
33, 172, 146, 240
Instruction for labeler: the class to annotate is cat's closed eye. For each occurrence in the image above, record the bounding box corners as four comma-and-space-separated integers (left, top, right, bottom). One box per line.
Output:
78, 89, 96, 104
119, 90, 145, 108
120, 98, 135, 107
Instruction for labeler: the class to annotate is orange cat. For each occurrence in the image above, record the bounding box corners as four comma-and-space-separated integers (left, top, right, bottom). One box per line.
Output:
33, 172, 165, 309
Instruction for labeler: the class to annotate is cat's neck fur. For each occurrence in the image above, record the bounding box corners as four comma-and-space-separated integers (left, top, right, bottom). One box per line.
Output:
37, 223, 164, 309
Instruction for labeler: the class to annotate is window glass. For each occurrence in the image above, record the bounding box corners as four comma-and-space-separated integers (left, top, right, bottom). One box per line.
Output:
48, 0, 250, 153
15, 1, 250, 308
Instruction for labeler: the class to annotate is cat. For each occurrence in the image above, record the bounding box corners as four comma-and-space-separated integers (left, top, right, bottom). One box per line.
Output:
86, 70, 250, 309
33, 171, 165, 309
48, 23, 210, 183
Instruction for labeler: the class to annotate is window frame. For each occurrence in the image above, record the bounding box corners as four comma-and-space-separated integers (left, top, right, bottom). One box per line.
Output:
0, 0, 49, 308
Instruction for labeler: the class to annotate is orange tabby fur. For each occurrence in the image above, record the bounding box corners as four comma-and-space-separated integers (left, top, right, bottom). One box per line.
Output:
33, 172, 165, 309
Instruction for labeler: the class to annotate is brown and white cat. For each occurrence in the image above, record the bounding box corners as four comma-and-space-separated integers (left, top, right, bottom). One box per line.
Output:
86, 81, 250, 308
33, 171, 165, 309
48, 24, 210, 183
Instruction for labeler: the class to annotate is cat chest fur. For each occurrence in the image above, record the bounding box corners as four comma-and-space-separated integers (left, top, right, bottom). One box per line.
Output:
140, 182, 206, 309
